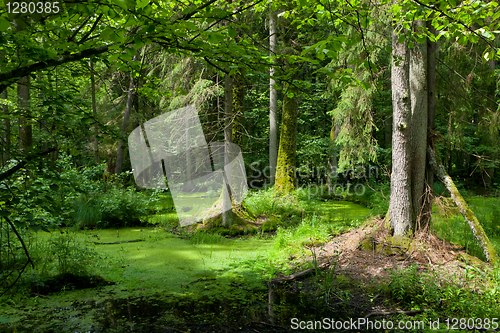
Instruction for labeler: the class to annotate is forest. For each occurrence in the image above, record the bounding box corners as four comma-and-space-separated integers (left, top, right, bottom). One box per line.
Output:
0, 0, 500, 331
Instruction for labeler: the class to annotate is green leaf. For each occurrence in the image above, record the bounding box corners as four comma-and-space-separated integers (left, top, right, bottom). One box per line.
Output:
361, 82, 370, 90
50, 184, 59, 191
0, 210, 10, 217
137, 0, 149, 9
331, 41, 341, 52
14, 221, 27, 228
125, 47, 137, 57
110, 32, 124, 42
100, 28, 114, 40
207, 33, 221, 44
0, 19, 11, 32
228, 27, 237, 38
133, 36, 144, 50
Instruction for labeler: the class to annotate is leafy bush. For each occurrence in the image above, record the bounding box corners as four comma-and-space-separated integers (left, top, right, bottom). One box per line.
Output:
33, 232, 100, 277
28, 155, 161, 229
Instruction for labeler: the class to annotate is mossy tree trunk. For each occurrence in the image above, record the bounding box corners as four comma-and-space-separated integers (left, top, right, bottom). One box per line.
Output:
274, 84, 297, 195
328, 121, 340, 190
428, 146, 499, 265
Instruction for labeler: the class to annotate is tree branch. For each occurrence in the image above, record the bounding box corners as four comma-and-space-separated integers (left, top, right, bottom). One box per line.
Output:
411, 0, 498, 51
0, 147, 56, 182
79, 14, 104, 44
0, 44, 113, 94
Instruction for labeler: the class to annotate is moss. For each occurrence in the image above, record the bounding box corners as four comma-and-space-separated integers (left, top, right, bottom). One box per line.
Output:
359, 237, 375, 252
262, 220, 278, 232
457, 253, 486, 267
274, 85, 298, 195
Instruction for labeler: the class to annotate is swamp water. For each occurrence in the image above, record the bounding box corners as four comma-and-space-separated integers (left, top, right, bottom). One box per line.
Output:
0, 201, 370, 332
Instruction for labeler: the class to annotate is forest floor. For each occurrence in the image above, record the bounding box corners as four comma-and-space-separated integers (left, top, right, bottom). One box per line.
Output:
268, 217, 499, 332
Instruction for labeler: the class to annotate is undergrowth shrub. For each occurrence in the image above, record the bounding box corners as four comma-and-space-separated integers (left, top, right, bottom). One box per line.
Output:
386, 265, 500, 318
244, 188, 304, 226
39, 155, 161, 229
32, 232, 100, 278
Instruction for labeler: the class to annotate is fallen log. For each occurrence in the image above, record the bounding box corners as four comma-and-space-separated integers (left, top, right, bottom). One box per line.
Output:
428, 146, 498, 265
269, 263, 328, 284
93, 239, 144, 245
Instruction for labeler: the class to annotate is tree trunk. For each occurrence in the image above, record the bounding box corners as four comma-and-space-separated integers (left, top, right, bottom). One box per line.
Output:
269, 10, 278, 186
422, 18, 438, 229
18, 76, 32, 154
328, 121, 340, 189
232, 71, 245, 147
90, 61, 100, 164
389, 2, 413, 236
274, 85, 297, 195
409, 19, 428, 227
428, 146, 499, 265
1, 89, 10, 167
223, 73, 235, 226
115, 66, 136, 174
484, 39, 497, 188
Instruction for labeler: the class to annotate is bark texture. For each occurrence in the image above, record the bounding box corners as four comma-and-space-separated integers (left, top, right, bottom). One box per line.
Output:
428, 146, 499, 265
409, 19, 428, 225
274, 86, 297, 195
422, 18, 438, 229
389, 6, 413, 236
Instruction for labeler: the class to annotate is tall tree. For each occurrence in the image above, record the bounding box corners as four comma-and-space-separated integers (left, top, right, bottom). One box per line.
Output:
269, 9, 278, 185
232, 70, 245, 147
422, 18, 438, 229
1, 90, 10, 167
389, 1, 413, 236
223, 72, 235, 226
90, 61, 100, 164
18, 76, 31, 154
409, 19, 428, 229
115, 58, 138, 174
